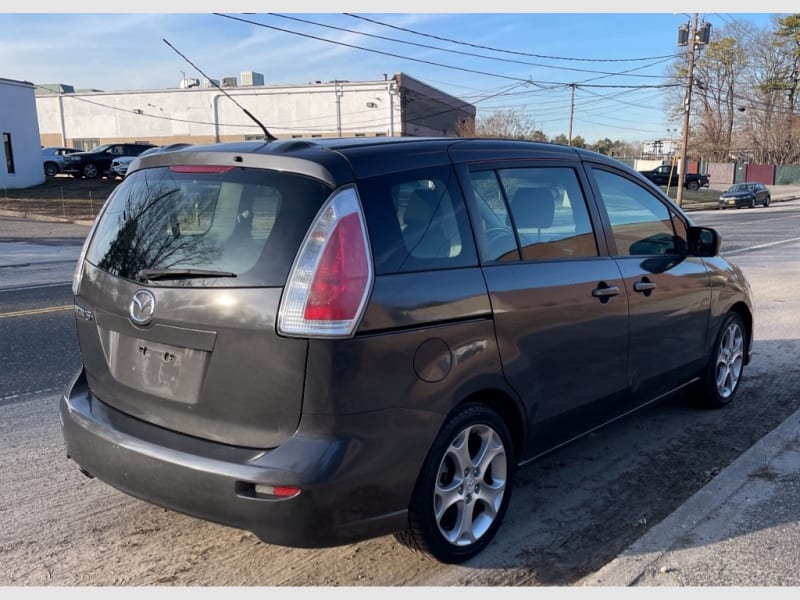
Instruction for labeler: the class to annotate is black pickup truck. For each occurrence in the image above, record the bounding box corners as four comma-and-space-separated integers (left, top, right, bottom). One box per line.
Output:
637, 164, 710, 191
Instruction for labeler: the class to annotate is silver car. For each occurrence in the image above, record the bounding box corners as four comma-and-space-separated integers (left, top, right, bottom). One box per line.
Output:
42, 146, 80, 177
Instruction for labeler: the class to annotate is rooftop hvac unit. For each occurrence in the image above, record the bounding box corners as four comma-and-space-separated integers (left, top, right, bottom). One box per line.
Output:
221, 77, 238, 88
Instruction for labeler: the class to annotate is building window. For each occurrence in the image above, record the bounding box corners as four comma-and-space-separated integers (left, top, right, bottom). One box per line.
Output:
73, 138, 99, 152
291, 134, 303, 139
354, 133, 366, 137
311, 134, 323, 138
3, 132, 14, 174
244, 135, 265, 141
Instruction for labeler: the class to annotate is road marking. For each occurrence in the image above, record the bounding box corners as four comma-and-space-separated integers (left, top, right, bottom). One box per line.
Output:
724, 236, 800, 255
0, 305, 73, 319
0, 282, 71, 293
1, 386, 61, 404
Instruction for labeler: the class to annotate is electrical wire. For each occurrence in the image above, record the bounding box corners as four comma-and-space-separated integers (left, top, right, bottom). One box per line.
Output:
343, 13, 680, 63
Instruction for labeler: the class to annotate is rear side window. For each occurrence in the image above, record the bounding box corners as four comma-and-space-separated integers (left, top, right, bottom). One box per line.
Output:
358, 165, 478, 274
591, 168, 687, 256
85, 166, 332, 287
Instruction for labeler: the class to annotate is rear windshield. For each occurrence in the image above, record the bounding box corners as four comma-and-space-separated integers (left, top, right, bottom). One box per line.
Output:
85, 165, 332, 287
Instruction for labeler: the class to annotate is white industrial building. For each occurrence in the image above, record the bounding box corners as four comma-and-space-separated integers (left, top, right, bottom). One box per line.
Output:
34, 73, 475, 151
0, 77, 45, 188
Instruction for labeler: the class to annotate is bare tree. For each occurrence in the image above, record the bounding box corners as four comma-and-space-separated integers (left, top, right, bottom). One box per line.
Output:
472, 108, 541, 140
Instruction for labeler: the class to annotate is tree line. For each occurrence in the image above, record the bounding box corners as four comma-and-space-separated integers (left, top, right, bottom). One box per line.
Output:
460, 14, 800, 166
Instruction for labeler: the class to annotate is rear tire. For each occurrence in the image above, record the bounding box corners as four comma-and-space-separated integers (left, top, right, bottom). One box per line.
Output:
686, 180, 700, 191
44, 162, 58, 177
394, 403, 515, 564
694, 311, 747, 409
764, 196, 771, 207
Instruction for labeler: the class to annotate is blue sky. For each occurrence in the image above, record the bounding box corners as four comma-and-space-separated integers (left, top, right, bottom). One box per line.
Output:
0, 9, 792, 143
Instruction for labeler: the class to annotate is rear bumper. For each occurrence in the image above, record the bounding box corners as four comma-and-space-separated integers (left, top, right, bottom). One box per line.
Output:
59, 368, 419, 548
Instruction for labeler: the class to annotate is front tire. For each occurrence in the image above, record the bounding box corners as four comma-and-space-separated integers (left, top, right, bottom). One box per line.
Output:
395, 403, 515, 564
44, 162, 58, 177
83, 163, 99, 179
764, 196, 771, 207
694, 312, 747, 409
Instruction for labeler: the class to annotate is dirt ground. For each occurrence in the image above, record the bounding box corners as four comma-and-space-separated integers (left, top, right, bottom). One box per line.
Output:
0, 175, 119, 222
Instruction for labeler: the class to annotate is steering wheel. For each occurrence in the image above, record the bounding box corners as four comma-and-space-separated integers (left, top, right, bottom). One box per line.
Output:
485, 227, 516, 259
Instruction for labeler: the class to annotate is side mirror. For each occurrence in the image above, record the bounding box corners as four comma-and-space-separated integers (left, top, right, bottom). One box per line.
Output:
688, 226, 720, 257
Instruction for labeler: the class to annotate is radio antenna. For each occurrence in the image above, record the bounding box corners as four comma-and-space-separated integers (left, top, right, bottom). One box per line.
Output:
163, 38, 277, 142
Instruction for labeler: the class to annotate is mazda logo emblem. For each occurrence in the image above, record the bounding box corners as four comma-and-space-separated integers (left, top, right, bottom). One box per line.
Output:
130, 290, 156, 325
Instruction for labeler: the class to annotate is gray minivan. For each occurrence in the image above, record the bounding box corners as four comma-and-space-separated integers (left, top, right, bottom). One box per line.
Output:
61, 137, 753, 564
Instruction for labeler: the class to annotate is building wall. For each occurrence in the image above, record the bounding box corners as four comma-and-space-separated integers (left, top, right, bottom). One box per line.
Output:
0, 78, 45, 188
34, 74, 475, 148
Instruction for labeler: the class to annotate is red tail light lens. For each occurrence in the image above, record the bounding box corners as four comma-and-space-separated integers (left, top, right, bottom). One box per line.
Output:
304, 213, 369, 321
278, 185, 373, 338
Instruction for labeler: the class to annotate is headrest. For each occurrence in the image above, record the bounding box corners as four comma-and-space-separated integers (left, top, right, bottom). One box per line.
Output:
511, 187, 555, 229
404, 188, 440, 226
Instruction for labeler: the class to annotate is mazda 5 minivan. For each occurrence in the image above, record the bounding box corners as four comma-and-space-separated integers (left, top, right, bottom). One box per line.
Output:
61, 137, 753, 564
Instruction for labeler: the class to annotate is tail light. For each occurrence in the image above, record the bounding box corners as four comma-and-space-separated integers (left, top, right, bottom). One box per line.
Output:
277, 185, 373, 338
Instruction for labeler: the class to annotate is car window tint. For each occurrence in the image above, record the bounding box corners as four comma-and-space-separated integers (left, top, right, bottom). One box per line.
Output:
592, 168, 684, 256
469, 167, 598, 263
358, 165, 477, 275
468, 170, 519, 262
86, 166, 330, 287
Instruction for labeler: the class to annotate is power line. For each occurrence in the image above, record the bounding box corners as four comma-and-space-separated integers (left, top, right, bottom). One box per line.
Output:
268, 13, 671, 79
212, 13, 681, 91
343, 13, 680, 63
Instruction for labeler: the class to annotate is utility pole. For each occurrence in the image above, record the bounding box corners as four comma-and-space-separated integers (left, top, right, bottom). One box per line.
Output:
675, 14, 698, 208
334, 80, 343, 137
675, 15, 710, 207
568, 83, 576, 145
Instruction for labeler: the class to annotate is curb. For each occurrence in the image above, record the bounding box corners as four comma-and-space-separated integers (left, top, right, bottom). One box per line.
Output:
579, 401, 800, 586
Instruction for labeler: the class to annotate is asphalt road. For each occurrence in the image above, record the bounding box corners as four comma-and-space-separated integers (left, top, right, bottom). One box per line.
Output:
1, 203, 800, 586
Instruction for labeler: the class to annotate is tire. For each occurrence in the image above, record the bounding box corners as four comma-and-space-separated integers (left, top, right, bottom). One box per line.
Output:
764, 196, 771, 207
694, 312, 747, 409
44, 162, 58, 177
749, 197, 756, 209
394, 403, 515, 564
83, 163, 99, 179
686, 180, 700, 191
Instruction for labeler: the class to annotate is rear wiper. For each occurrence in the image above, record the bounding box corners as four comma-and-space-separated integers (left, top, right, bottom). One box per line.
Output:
136, 268, 238, 282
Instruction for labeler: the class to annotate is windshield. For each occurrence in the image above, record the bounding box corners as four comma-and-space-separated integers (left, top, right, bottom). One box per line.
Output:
89, 144, 112, 153
728, 184, 753, 193
85, 165, 332, 287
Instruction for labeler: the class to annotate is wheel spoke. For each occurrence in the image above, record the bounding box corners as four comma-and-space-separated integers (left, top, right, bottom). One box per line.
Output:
716, 322, 744, 399
433, 421, 509, 547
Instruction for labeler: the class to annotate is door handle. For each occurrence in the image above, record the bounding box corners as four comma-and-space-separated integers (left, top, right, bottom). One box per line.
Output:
592, 283, 620, 303
633, 279, 657, 295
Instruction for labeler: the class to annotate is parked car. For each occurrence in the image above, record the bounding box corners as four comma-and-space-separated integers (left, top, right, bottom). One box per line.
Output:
61, 142, 156, 179
61, 138, 754, 564
41, 146, 81, 177
637, 164, 710, 190
718, 182, 771, 209
110, 156, 136, 179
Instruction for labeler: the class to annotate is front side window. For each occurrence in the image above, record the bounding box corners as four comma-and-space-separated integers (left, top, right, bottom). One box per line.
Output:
469, 166, 598, 262
591, 168, 687, 256
85, 165, 332, 287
